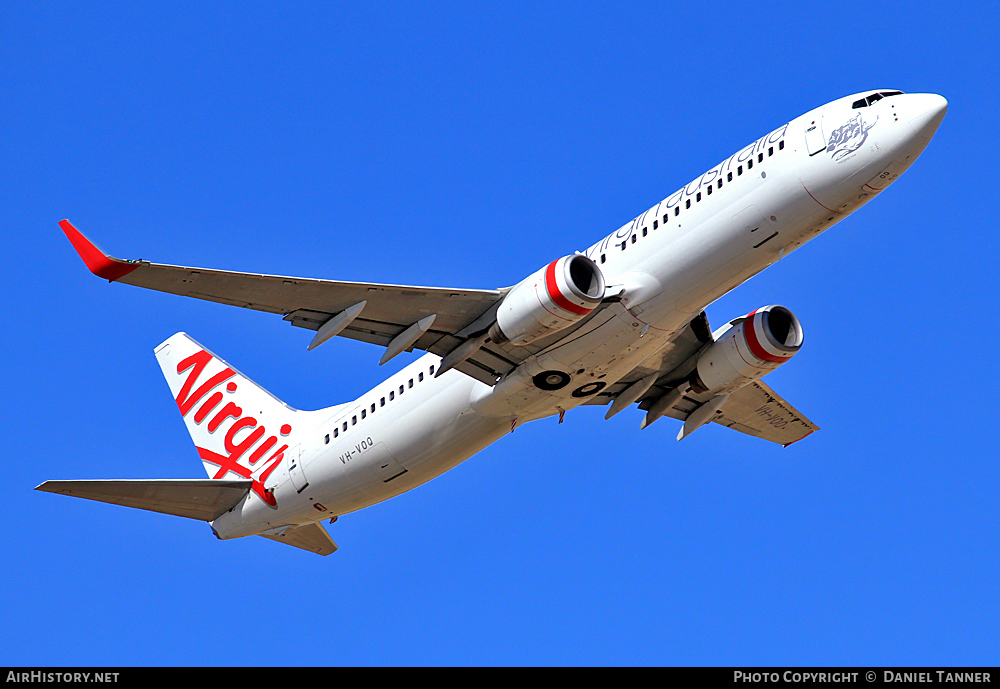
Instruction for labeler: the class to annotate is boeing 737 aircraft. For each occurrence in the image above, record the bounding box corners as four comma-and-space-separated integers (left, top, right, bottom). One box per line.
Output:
39, 90, 947, 555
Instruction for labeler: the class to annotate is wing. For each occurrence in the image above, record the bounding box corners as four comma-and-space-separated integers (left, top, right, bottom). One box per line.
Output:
60, 220, 646, 386
710, 380, 818, 446
60, 219, 511, 385
637, 379, 818, 446
590, 312, 818, 445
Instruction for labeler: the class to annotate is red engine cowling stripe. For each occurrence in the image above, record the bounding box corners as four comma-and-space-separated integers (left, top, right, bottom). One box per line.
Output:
544, 260, 592, 316
743, 311, 791, 363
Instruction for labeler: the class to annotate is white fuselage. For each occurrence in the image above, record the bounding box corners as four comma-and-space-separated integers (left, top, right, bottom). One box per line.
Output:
212, 91, 947, 539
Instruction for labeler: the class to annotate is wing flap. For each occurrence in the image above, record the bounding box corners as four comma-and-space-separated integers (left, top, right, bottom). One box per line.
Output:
259, 523, 338, 556
35, 479, 253, 521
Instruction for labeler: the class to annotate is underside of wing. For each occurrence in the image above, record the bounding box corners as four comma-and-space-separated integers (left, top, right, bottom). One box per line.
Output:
711, 380, 819, 446
60, 219, 511, 382
589, 311, 818, 445
60, 220, 643, 386
35, 479, 253, 521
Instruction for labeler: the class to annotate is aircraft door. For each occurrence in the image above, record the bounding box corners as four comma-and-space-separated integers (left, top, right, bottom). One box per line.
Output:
804, 113, 827, 156
287, 444, 309, 494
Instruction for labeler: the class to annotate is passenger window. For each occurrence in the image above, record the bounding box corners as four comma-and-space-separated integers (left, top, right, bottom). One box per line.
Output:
600, 254, 606, 264
371, 403, 376, 412
408, 379, 413, 388
334, 428, 339, 438
621, 241, 626, 250
747, 159, 753, 169
662, 214, 668, 224
399, 385, 404, 394
779, 140, 784, 150
696, 192, 701, 202
642, 227, 647, 237
686, 199, 691, 208
728, 172, 733, 182
768, 146, 773, 156
717, 179, 722, 188
361, 409, 366, 419
325, 434, 329, 444
352, 416, 357, 425
380, 397, 385, 407
390, 391, 394, 400
342, 421, 347, 431
653, 220, 658, 229
430, 365, 435, 375
707, 186, 712, 195
674, 207, 679, 216
738, 165, 743, 175
631, 234, 637, 243
758, 153, 763, 163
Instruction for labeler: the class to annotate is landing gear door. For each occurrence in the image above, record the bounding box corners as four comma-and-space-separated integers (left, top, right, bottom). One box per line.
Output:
287, 444, 309, 494
804, 114, 827, 156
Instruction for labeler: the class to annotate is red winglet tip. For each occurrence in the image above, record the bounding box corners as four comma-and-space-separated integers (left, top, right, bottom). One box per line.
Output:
782, 429, 817, 448
59, 219, 139, 282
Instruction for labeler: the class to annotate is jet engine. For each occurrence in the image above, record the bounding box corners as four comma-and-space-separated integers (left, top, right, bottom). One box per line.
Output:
691, 305, 803, 394
491, 255, 605, 346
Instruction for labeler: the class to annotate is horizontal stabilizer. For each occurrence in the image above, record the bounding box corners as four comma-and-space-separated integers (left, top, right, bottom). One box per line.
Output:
259, 522, 338, 556
35, 479, 252, 521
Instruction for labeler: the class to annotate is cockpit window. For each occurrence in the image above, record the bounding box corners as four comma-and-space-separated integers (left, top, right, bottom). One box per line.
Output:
853, 90, 905, 109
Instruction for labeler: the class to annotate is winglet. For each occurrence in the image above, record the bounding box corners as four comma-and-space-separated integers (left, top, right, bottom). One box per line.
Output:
59, 219, 140, 282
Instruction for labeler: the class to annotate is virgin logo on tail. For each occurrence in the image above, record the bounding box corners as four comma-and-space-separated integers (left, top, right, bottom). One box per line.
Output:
174, 350, 290, 507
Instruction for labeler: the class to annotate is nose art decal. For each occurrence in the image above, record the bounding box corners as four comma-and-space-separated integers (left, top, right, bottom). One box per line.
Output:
826, 113, 878, 161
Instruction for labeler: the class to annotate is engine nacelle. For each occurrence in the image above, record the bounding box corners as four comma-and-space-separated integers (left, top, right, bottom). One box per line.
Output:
692, 305, 804, 394
492, 255, 605, 346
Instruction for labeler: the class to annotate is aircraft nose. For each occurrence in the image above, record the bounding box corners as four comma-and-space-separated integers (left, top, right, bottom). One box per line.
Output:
908, 93, 948, 141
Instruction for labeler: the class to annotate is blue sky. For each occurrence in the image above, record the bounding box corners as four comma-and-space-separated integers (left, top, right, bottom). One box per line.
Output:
3, 1, 998, 666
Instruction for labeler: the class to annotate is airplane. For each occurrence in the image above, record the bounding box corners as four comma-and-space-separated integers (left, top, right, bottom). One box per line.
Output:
38, 89, 947, 555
